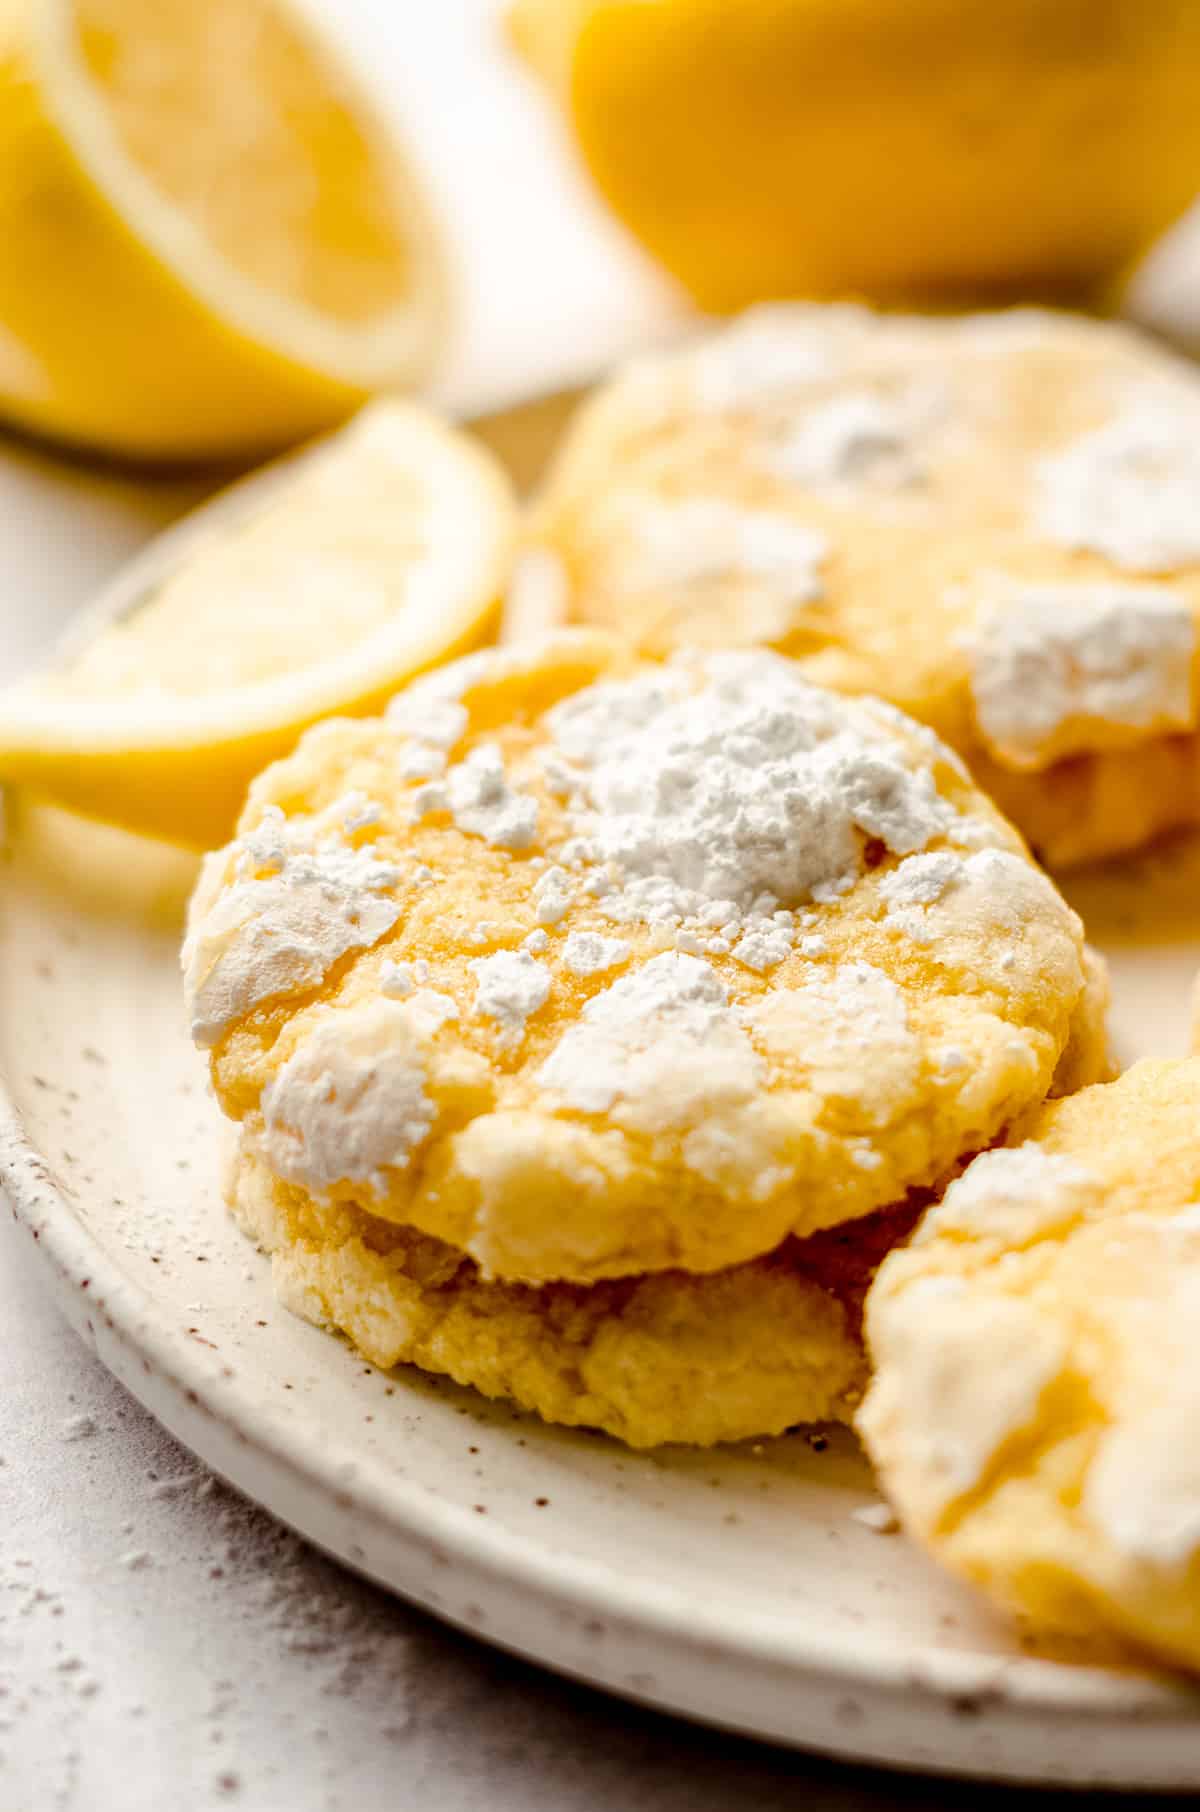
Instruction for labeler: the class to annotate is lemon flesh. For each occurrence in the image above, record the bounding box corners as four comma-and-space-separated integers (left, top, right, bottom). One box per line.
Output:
0, 402, 516, 847
512, 0, 1200, 312
0, 0, 445, 461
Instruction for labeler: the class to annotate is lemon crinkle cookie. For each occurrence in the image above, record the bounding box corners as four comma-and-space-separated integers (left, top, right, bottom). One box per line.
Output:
185, 631, 1097, 1298
511, 306, 1200, 866
228, 1150, 920, 1448
859, 1060, 1200, 1671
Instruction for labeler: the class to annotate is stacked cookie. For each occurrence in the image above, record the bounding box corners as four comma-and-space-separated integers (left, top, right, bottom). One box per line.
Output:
184, 633, 1104, 1447
183, 301, 1200, 1670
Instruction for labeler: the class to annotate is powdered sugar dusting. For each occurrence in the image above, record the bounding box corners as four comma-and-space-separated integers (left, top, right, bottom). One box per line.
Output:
469, 950, 551, 1044
968, 581, 1196, 767
412, 742, 539, 851
255, 999, 435, 1194
536, 952, 762, 1132
765, 391, 921, 488
183, 840, 402, 1049
865, 1282, 1067, 1511
687, 303, 861, 410
743, 962, 918, 1120
540, 651, 958, 971
917, 1143, 1096, 1247
1035, 390, 1200, 572
610, 495, 827, 616
1085, 1338, 1200, 1571
560, 932, 630, 978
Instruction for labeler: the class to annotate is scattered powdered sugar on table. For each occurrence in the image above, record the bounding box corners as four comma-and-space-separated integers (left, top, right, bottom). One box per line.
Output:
2, 1254, 427, 1811
1035, 389, 1200, 572
183, 840, 403, 1049
967, 581, 1197, 768
536, 952, 761, 1132
256, 1000, 436, 1194
469, 950, 552, 1044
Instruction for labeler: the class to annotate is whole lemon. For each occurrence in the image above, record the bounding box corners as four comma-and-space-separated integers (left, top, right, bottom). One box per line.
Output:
511, 0, 1200, 311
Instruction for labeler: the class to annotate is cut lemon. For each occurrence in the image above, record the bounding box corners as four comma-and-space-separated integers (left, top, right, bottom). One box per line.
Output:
0, 402, 516, 847
0, 0, 446, 461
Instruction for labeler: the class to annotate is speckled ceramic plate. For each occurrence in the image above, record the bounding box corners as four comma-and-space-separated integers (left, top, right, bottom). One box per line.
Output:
4, 401, 1200, 1788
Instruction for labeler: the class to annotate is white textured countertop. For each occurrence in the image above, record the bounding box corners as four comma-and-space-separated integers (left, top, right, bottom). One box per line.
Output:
3, 6, 1200, 1806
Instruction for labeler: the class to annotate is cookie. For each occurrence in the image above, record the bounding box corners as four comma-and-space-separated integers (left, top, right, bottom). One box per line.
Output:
184, 632, 1095, 1285
859, 1060, 1200, 1672
511, 306, 1200, 866
229, 1143, 920, 1447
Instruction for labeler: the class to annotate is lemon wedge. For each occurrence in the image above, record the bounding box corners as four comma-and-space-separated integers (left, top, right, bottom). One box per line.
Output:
0, 402, 516, 847
0, 0, 446, 461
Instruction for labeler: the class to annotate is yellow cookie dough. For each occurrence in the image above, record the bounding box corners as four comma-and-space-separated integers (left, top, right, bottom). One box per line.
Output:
229, 1143, 918, 1447
860, 1060, 1200, 1673
184, 632, 1095, 1285
512, 306, 1200, 867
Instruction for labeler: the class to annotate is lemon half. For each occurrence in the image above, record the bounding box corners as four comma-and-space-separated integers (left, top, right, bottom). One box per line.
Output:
0, 402, 516, 846
0, 0, 446, 460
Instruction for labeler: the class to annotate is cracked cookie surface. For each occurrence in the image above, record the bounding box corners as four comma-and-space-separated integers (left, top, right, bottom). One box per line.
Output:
185, 632, 1095, 1285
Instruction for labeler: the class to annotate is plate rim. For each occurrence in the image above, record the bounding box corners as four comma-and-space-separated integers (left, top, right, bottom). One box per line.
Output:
10, 1061, 1200, 1787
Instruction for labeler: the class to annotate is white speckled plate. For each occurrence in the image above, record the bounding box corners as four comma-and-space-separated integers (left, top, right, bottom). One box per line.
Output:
4, 403, 1200, 1788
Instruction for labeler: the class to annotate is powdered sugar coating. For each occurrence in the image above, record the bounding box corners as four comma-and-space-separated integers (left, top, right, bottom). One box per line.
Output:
913, 1142, 1096, 1247
765, 390, 927, 489
1085, 1357, 1200, 1570
744, 962, 919, 1124
536, 952, 761, 1133
543, 650, 958, 948
883, 849, 1084, 1013
609, 495, 828, 618
183, 839, 402, 1049
255, 999, 434, 1193
865, 1281, 1066, 1512
560, 932, 630, 978
687, 303, 858, 410
413, 742, 539, 851
969, 582, 1196, 769
469, 950, 552, 1044
1036, 391, 1200, 572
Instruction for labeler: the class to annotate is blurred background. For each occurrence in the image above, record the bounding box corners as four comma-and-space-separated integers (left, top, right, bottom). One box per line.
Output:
2, 0, 1200, 468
